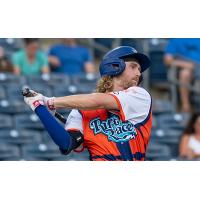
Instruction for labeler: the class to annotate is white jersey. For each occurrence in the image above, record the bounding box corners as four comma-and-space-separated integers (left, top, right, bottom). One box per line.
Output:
65, 86, 152, 133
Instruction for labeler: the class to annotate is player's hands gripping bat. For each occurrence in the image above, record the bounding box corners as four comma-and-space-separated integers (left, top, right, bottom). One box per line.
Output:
22, 88, 66, 124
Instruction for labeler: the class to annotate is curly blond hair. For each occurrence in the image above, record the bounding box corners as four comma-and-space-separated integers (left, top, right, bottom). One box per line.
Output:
95, 75, 114, 93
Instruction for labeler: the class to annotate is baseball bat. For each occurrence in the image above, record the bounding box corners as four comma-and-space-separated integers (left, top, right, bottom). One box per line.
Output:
22, 88, 67, 124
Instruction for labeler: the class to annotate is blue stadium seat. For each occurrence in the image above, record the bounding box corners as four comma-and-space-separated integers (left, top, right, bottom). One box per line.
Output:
150, 128, 183, 157
146, 141, 172, 161
94, 38, 114, 57
0, 114, 13, 129
71, 74, 99, 94
74, 82, 96, 94
14, 114, 44, 130
156, 113, 190, 130
26, 74, 71, 88
6, 83, 51, 101
53, 151, 90, 161
7, 85, 30, 101
121, 39, 143, 52
21, 83, 53, 98
42, 132, 90, 161
14, 156, 45, 161
152, 115, 158, 129
52, 87, 76, 96
52, 83, 94, 96
0, 143, 20, 160
72, 150, 90, 161
0, 99, 31, 114
152, 99, 175, 115
71, 73, 99, 85
0, 38, 21, 58
21, 143, 62, 160
0, 73, 26, 87
0, 86, 6, 100
0, 129, 42, 146
149, 51, 168, 84
148, 39, 169, 88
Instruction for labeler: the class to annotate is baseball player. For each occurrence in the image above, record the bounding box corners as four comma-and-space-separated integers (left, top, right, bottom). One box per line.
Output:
24, 46, 152, 161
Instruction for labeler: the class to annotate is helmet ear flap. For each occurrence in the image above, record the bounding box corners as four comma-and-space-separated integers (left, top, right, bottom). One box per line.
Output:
99, 58, 126, 76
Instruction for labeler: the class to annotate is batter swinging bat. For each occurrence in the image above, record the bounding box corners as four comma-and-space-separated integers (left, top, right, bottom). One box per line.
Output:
22, 88, 67, 124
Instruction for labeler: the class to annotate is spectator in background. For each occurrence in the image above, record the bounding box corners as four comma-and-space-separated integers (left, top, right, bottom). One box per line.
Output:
164, 39, 200, 112
12, 38, 49, 75
179, 112, 200, 160
0, 46, 13, 73
48, 38, 95, 75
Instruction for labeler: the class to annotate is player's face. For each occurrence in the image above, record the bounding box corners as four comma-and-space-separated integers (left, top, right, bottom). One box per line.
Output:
120, 61, 141, 89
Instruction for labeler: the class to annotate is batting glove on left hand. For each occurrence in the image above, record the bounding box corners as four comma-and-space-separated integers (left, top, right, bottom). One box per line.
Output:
24, 89, 56, 115
24, 93, 44, 111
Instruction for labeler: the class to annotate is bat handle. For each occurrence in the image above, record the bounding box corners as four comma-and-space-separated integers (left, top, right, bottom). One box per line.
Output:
22, 87, 67, 124
55, 112, 67, 124
22, 88, 35, 97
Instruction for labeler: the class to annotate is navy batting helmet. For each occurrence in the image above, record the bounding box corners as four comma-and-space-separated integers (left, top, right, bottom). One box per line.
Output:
99, 46, 150, 77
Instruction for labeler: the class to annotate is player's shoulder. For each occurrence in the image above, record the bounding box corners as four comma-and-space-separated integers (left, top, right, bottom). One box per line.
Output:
124, 86, 151, 99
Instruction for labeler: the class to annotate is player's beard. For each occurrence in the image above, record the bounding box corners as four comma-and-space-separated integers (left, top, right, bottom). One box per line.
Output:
123, 79, 138, 89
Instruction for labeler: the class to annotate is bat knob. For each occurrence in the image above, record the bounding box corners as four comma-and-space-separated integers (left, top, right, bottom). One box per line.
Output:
22, 88, 30, 97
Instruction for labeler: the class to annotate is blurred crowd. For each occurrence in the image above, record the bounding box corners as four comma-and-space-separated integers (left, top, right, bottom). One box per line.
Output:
1, 38, 200, 160
0, 38, 96, 76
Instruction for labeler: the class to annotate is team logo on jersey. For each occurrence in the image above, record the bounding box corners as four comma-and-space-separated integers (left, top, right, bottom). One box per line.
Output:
89, 114, 137, 142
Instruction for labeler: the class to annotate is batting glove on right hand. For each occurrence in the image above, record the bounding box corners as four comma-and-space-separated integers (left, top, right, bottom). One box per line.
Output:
43, 96, 56, 116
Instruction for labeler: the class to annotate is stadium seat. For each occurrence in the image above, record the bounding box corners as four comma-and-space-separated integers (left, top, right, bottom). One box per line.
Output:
0, 143, 20, 160
152, 115, 158, 129
52, 86, 76, 97
15, 156, 45, 161
71, 73, 99, 85
0, 114, 13, 129
146, 141, 172, 161
7, 85, 29, 101
152, 99, 174, 115
150, 128, 183, 157
0, 86, 6, 100
0, 99, 31, 114
26, 74, 71, 88
42, 132, 90, 161
53, 151, 90, 161
156, 113, 190, 130
0, 38, 21, 58
94, 38, 114, 58
70, 74, 99, 94
0, 73, 26, 87
21, 143, 62, 160
0, 129, 42, 146
72, 150, 90, 161
52, 83, 93, 96
6, 82, 51, 101
147, 39, 169, 89
21, 83, 53, 98
14, 114, 44, 130
121, 39, 143, 52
